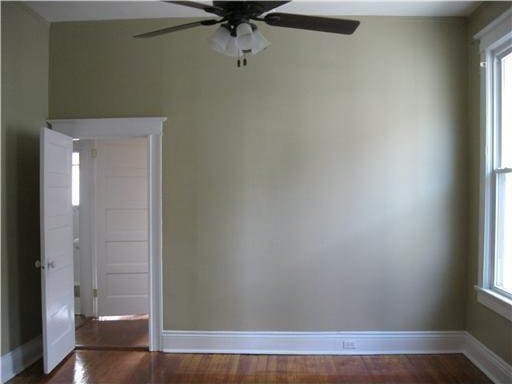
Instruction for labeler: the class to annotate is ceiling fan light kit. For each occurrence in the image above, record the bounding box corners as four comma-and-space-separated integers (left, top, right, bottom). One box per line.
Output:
208, 23, 270, 62
208, 24, 232, 53
135, 1, 360, 68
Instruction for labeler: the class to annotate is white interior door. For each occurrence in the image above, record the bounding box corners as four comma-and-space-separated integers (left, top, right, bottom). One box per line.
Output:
96, 138, 149, 316
40, 127, 75, 374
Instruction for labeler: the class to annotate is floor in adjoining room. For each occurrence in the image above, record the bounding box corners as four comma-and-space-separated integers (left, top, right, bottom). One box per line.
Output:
74, 315, 87, 330
75, 316, 149, 350
9, 351, 492, 383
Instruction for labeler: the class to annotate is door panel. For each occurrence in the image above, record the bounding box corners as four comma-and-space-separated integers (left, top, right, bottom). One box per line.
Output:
106, 273, 148, 295
105, 209, 148, 239
96, 138, 149, 316
105, 176, 147, 207
40, 127, 75, 374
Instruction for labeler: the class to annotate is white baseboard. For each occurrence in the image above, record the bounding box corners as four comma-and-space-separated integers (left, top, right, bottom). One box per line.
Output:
463, 332, 512, 384
162, 330, 512, 383
1, 330, 510, 384
162, 330, 466, 355
1, 336, 42, 384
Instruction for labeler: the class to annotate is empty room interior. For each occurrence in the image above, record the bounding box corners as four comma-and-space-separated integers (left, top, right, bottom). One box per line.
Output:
1, 1, 512, 383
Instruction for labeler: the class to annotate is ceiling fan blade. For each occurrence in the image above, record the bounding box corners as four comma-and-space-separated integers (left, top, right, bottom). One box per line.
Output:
264, 13, 360, 35
134, 19, 219, 38
165, 1, 225, 15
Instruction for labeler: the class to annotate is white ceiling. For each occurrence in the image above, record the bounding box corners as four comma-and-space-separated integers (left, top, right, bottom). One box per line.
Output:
26, 1, 481, 22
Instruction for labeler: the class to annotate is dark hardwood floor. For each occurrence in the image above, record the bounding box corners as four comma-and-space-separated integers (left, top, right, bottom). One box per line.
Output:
75, 318, 149, 350
9, 351, 492, 383
74, 315, 88, 330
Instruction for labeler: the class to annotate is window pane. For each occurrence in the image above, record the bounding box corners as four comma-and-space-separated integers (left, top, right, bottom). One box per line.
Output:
501, 51, 512, 168
72, 152, 80, 206
72, 152, 80, 166
495, 172, 512, 294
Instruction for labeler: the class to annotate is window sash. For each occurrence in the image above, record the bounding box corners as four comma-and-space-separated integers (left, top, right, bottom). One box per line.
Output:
489, 44, 512, 298
492, 170, 512, 297
493, 285, 512, 301
493, 46, 512, 170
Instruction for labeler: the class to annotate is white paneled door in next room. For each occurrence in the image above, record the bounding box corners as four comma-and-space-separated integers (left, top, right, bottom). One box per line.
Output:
95, 138, 149, 316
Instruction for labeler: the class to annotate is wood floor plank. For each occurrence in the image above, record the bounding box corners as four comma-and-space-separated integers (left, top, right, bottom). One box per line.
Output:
362, 355, 420, 383
438, 354, 493, 384
407, 354, 460, 384
8, 351, 493, 384
75, 318, 149, 349
332, 356, 370, 383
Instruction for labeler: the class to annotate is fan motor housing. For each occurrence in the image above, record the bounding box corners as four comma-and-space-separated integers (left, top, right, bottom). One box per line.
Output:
214, 1, 266, 26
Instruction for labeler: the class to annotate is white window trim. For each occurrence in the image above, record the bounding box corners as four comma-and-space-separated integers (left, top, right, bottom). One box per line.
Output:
474, 8, 512, 322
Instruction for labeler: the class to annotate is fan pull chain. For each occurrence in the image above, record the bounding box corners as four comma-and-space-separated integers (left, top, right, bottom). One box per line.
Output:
236, 54, 248, 68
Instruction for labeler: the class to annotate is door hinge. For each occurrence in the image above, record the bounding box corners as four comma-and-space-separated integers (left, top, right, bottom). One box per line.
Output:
74, 285, 80, 298
92, 288, 98, 298
91, 148, 98, 158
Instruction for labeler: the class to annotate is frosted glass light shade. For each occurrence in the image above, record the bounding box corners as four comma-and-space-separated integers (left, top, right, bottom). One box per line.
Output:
208, 25, 231, 54
250, 29, 270, 54
225, 36, 242, 57
208, 24, 270, 57
236, 22, 254, 51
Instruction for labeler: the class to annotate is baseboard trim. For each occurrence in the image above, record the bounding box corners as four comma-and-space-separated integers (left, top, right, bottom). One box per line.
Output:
162, 330, 466, 355
2, 330, 510, 384
1, 336, 42, 383
463, 332, 512, 384
161, 330, 512, 383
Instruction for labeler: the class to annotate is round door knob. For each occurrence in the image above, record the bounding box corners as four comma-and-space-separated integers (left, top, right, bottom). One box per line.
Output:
35, 260, 44, 269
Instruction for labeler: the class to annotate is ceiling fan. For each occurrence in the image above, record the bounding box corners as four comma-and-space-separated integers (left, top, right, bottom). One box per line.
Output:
134, 1, 360, 67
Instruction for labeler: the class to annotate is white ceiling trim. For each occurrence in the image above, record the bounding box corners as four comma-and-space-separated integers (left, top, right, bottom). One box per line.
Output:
26, 1, 482, 23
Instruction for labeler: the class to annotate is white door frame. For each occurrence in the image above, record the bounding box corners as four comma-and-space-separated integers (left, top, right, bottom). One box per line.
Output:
48, 117, 165, 352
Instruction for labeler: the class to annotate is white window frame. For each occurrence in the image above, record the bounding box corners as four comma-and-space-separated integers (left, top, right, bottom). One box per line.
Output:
474, 8, 512, 321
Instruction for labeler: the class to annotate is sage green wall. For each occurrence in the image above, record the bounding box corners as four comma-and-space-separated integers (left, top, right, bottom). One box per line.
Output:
50, 16, 468, 332
466, 2, 512, 365
1, 2, 49, 354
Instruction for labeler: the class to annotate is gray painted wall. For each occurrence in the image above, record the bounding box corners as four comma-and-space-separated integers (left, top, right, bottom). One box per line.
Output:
466, 1, 512, 365
49, 16, 468, 333
1, 2, 49, 354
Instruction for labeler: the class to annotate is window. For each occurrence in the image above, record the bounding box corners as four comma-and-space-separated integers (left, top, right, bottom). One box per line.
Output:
495, 50, 512, 297
475, 9, 512, 320
72, 152, 80, 206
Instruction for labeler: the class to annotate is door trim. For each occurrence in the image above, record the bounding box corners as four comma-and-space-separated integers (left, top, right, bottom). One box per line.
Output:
48, 117, 165, 352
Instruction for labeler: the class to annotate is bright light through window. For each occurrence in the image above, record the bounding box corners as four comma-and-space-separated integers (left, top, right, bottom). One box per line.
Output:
501, 52, 512, 168
72, 152, 80, 206
495, 50, 512, 295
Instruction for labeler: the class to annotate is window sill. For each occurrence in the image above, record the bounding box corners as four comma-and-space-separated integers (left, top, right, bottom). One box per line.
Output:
474, 286, 512, 321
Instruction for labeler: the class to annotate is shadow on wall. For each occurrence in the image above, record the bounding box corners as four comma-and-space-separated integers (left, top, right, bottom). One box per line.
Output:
2, 126, 42, 351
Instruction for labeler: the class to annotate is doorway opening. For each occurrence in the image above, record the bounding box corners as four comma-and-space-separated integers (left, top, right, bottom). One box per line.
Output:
40, 118, 164, 373
72, 137, 150, 350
